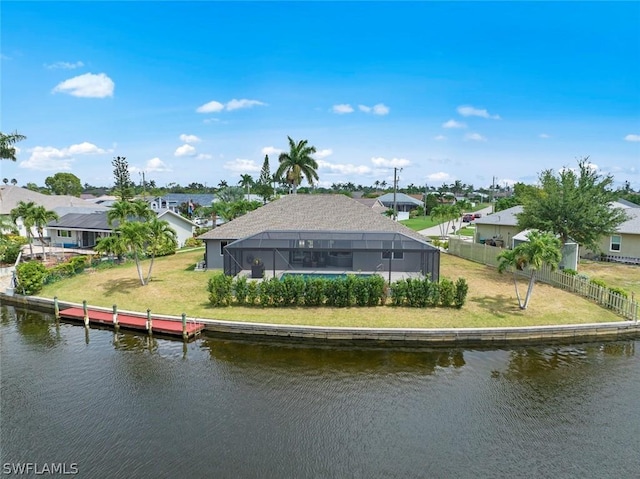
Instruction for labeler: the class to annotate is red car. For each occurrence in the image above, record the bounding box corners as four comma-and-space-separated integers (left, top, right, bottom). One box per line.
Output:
473, 213, 482, 219
462, 214, 474, 222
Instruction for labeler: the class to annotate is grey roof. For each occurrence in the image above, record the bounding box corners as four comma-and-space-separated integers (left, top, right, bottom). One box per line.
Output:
473, 205, 523, 226
198, 194, 429, 242
157, 209, 197, 226
616, 208, 640, 235
376, 192, 423, 207
0, 185, 107, 215
47, 212, 113, 232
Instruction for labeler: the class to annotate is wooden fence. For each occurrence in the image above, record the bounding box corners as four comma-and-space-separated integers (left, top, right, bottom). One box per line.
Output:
448, 238, 639, 321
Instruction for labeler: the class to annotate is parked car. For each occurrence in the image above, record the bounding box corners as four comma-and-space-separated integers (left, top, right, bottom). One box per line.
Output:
473, 213, 482, 219
462, 214, 474, 223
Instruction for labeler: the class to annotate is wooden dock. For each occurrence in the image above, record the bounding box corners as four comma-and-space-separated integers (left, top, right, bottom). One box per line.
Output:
59, 307, 205, 339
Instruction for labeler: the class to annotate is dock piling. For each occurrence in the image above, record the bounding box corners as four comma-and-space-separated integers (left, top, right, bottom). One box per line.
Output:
82, 300, 89, 327
54, 296, 60, 320
146, 309, 152, 334
182, 313, 187, 340
113, 304, 119, 330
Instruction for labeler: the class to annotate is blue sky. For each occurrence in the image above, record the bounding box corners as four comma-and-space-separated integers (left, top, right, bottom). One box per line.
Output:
2, 1, 639, 191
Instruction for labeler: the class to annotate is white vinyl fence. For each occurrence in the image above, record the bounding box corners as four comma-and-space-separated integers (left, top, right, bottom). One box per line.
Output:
448, 238, 639, 321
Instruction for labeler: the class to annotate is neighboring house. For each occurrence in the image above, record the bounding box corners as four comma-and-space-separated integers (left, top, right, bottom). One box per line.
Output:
0, 185, 108, 240
46, 209, 196, 249
473, 205, 523, 248
148, 193, 218, 213
475, 201, 640, 266
156, 209, 196, 247
197, 194, 439, 280
352, 197, 387, 214
375, 192, 424, 213
585, 204, 640, 263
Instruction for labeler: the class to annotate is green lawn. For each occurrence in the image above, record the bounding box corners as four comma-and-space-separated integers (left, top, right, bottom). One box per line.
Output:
37, 248, 625, 328
399, 217, 440, 231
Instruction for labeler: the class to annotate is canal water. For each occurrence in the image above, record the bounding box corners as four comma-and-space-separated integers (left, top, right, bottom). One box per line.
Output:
1, 303, 639, 479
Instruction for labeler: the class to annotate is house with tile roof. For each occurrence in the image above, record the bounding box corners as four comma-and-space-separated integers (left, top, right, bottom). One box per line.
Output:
197, 194, 439, 280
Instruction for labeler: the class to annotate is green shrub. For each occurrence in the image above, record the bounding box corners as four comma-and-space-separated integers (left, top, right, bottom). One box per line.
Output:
207, 272, 233, 306
439, 278, 455, 307
425, 281, 440, 307
184, 237, 203, 248
353, 277, 370, 306
367, 275, 386, 306
390, 279, 408, 306
0, 235, 26, 264
304, 278, 326, 306
69, 256, 87, 273
15, 261, 48, 295
608, 287, 628, 299
281, 274, 306, 306
246, 281, 259, 306
454, 278, 469, 309
562, 268, 578, 276
234, 276, 248, 305
589, 278, 607, 289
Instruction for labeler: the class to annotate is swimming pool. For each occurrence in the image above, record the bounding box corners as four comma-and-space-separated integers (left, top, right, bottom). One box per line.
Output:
280, 272, 374, 280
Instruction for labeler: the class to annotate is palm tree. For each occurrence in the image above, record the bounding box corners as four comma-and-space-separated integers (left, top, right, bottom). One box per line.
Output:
276, 136, 319, 194
118, 221, 147, 285
497, 230, 562, 310
144, 218, 177, 284
238, 174, 254, 201
1, 131, 27, 161
10, 201, 37, 257
31, 205, 59, 259
431, 204, 459, 239
94, 235, 128, 263
10, 179, 17, 186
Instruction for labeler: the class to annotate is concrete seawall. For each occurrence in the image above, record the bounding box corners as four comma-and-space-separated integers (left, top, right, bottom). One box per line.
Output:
2, 293, 639, 347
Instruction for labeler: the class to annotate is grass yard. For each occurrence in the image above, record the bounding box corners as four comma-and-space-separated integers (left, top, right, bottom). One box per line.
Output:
399, 217, 440, 231
38, 248, 625, 328
578, 260, 640, 297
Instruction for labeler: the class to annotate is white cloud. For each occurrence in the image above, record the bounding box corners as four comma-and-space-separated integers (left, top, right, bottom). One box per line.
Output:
372, 103, 390, 116
317, 160, 372, 176
539, 133, 551, 139
624, 134, 640, 142
146, 157, 171, 172
196, 153, 212, 160
67, 141, 106, 155
262, 146, 282, 156
370, 157, 411, 168
457, 105, 500, 119
358, 103, 390, 115
464, 132, 487, 142
434, 135, 447, 141
196, 98, 266, 113
45, 61, 84, 70
427, 172, 452, 182
314, 148, 333, 159
179, 134, 201, 144
223, 158, 261, 173
197, 101, 225, 113
174, 144, 196, 157
332, 104, 354, 114
52, 72, 114, 98
442, 119, 466, 129
19, 141, 106, 171
226, 98, 266, 111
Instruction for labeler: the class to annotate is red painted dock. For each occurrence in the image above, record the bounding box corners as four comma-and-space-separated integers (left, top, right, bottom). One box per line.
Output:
59, 307, 205, 338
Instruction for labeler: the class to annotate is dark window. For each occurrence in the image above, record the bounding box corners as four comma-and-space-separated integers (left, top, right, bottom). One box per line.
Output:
220, 241, 229, 255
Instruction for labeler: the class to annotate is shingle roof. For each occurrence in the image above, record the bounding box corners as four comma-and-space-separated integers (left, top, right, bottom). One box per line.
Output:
376, 192, 423, 207
616, 208, 640, 235
198, 194, 429, 241
473, 205, 523, 226
0, 185, 107, 215
47, 212, 114, 231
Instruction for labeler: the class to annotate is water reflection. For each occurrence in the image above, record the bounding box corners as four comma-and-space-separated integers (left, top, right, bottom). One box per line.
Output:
1, 304, 61, 348
201, 336, 466, 375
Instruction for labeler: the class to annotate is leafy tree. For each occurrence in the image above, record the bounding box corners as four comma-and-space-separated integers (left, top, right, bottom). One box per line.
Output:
112, 156, 134, 201
276, 136, 319, 194
424, 193, 439, 216
0, 131, 26, 161
517, 158, 628, 251
44, 172, 83, 196
497, 230, 562, 310
431, 204, 461, 238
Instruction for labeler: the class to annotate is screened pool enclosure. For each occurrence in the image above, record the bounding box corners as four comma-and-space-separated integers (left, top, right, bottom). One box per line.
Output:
222, 230, 440, 281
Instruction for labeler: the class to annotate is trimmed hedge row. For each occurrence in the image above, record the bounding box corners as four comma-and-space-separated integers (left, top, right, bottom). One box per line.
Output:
208, 273, 469, 309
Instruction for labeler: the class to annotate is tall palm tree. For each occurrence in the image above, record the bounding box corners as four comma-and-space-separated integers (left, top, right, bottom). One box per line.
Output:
238, 174, 254, 201
107, 200, 134, 227
118, 221, 148, 285
497, 230, 562, 310
144, 218, 177, 284
1, 131, 27, 161
276, 136, 318, 194
10, 201, 37, 257
31, 205, 59, 259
